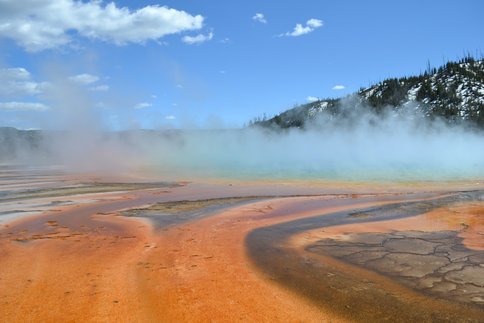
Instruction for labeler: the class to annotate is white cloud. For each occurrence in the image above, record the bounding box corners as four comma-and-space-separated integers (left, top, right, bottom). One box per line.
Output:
182, 31, 213, 45
252, 13, 267, 24
89, 84, 109, 92
165, 115, 176, 120
0, 101, 49, 111
0, 0, 204, 52
282, 18, 323, 37
0, 67, 30, 80
307, 19, 323, 28
332, 85, 345, 90
220, 37, 230, 44
306, 96, 319, 102
0, 67, 48, 96
68, 73, 100, 85
134, 102, 152, 109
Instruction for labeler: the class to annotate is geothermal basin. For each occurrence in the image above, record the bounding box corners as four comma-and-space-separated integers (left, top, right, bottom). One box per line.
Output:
0, 166, 483, 322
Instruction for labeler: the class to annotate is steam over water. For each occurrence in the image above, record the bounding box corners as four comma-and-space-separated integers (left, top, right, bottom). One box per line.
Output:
3, 90, 484, 181
10, 118, 481, 182
133, 124, 484, 181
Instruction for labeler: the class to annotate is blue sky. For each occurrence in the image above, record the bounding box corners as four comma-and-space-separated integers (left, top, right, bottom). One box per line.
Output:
0, 0, 483, 130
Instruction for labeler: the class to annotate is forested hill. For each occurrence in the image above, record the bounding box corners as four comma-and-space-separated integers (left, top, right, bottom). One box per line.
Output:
253, 57, 484, 129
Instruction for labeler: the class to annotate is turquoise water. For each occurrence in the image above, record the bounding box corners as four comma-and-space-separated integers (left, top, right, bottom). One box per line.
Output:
143, 130, 484, 182
147, 160, 484, 182
10, 126, 483, 183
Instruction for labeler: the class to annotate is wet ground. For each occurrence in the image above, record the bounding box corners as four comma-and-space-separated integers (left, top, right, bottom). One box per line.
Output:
1, 166, 484, 322
308, 230, 484, 305
0, 166, 180, 225
121, 197, 271, 229
246, 191, 484, 322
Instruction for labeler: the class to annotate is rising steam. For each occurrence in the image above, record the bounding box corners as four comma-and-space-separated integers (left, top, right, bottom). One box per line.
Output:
3, 88, 484, 182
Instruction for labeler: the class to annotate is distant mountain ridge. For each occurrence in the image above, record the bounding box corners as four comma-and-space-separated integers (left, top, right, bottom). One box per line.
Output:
0, 127, 44, 162
253, 56, 484, 128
